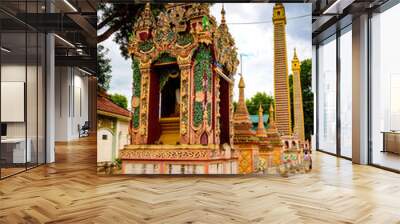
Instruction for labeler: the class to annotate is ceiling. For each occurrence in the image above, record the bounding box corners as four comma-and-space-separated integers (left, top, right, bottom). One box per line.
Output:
0, 0, 97, 74
309, 0, 390, 43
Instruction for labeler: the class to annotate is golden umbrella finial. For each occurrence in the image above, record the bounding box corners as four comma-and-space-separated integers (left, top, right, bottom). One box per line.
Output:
221, 4, 226, 25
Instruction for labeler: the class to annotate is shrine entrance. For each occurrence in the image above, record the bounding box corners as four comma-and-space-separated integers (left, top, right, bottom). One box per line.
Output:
151, 63, 181, 145
160, 70, 180, 118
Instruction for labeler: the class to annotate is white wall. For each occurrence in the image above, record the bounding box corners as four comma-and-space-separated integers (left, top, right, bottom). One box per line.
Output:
1, 65, 42, 138
116, 120, 130, 156
97, 119, 130, 163
97, 128, 113, 163
54, 66, 89, 141
1, 63, 46, 164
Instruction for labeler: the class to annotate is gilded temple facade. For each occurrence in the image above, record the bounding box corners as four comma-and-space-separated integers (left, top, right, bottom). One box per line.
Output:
118, 3, 309, 175
119, 3, 240, 174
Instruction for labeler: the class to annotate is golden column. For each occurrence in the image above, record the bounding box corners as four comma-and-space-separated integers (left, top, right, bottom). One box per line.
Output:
292, 48, 305, 141
177, 55, 192, 144
272, 3, 292, 136
138, 60, 151, 144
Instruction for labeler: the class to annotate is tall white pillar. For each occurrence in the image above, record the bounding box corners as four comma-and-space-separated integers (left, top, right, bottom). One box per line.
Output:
46, 0, 55, 163
46, 33, 55, 163
352, 14, 369, 164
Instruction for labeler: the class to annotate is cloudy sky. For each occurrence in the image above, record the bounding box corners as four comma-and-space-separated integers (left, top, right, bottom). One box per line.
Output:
101, 3, 311, 108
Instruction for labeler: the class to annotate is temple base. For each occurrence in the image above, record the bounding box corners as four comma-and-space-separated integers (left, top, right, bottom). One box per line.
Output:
120, 144, 238, 174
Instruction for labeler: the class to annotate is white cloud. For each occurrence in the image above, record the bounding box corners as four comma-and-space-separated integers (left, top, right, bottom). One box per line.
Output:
104, 3, 311, 109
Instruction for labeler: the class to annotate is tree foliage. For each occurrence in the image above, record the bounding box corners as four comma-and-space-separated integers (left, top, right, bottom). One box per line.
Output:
97, 3, 164, 59
289, 59, 313, 141
97, 45, 112, 91
110, 93, 128, 109
245, 92, 274, 116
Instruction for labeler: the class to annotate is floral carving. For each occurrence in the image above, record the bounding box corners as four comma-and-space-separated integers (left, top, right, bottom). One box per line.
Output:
120, 149, 210, 160
138, 40, 154, 52
132, 57, 141, 129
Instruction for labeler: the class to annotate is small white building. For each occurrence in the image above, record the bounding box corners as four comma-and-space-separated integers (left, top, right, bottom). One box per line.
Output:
97, 92, 131, 166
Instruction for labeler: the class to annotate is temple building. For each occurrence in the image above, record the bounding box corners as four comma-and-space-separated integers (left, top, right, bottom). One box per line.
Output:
272, 3, 292, 136
292, 48, 305, 142
117, 3, 308, 175
119, 3, 240, 174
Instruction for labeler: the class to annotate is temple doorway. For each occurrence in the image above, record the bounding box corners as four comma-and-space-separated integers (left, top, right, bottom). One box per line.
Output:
151, 63, 181, 145
219, 77, 230, 144
160, 73, 180, 118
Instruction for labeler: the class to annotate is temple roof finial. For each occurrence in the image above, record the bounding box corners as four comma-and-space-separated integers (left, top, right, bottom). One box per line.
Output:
269, 104, 275, 123
221, 4, 226, 25
145, 3, 151, 10
256, 104, 267, 137
258, 104, 263, 114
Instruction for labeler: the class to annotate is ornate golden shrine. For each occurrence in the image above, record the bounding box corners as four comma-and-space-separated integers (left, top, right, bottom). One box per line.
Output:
119, 3, 240, 174
118, 3, 310, 175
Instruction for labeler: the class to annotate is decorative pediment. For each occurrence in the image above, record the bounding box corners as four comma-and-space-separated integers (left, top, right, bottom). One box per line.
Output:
214, 21, 239, 75
128, 3, 238, 75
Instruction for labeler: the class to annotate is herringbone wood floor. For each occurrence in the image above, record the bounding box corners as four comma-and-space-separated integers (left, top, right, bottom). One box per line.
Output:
1, 136, 400, 224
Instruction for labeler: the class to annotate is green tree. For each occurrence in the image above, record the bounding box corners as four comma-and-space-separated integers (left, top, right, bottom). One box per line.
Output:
289, 59, 313, 141
110, 93, 128, 109
97, 4, 164, 59
245, 92, 274, 116
97, 4, 215, 58
97, 45, 112, 91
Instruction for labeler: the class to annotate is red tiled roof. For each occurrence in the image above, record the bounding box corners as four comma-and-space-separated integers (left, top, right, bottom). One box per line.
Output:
97, 95, 131, 118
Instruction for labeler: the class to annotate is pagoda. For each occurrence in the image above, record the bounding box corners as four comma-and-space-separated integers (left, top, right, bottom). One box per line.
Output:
233, 76, 259, 174
119, 3, 239, 174
272, 3, 292, 136
292, 48, 305, 142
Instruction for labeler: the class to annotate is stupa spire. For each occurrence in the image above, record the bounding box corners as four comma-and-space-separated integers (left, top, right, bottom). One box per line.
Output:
233, 74, 253, 130
236, 75, 249, 115
292, 48, 305, 141
221, 4, 226, 25
256, 104, 267, 137
272, 3, 292, 136
268, 104, 276, 130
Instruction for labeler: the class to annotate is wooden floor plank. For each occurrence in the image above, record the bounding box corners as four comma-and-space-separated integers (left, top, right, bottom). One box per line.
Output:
0, 136, 400, 223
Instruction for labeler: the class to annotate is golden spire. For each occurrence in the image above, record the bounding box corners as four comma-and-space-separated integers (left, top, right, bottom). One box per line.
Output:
292, 48, 305, 141
233, 74, 252, 129
272, 2, 291, 136
256, 104, 267, 137
292, 48, 300, 69
236, 75, 248, 114
221, 4, 226, 25
268, 104, 276, 129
